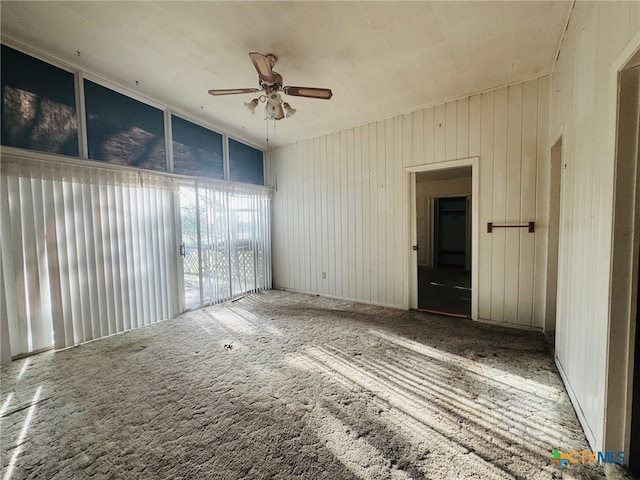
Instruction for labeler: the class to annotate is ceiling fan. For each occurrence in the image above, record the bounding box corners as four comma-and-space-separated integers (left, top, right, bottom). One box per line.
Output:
208, 52, 333, 120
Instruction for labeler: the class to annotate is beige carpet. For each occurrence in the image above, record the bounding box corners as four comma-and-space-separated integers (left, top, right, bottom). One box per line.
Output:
1, 290, 604, 479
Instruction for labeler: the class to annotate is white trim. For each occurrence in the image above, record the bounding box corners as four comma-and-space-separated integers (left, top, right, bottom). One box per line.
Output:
551, 0, 576, 71
405, 157, 477, 173
612, 30, 640, 74
164, 110, 174, 173
0, 146, 274, 195
223, 135, 231, 181
408, 171, 417, 309
406, 157, 479, 320
471, 158, 480, 319
76, 71, 89, 159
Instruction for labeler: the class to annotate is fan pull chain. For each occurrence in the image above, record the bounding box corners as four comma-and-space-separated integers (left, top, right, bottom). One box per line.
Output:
265, 118, 272, 189
273, 118, 277, 147
265, 118, 277, 190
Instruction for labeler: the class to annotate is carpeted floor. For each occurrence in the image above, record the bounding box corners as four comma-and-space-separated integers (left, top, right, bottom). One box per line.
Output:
1, 290, 605, 479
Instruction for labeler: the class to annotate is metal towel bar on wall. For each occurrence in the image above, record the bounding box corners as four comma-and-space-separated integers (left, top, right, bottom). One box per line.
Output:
487, 222, 535, 233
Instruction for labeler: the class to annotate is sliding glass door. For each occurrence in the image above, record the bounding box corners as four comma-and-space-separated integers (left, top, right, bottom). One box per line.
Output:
179, 182, 271, 310
2, 152, 271, 362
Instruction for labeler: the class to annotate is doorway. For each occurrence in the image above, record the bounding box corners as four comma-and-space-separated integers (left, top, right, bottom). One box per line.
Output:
606, 45, 640, 470
415, 167, 472, 317
632, 234, 640, 474
546, 137, 562, 333
620, 63, 640, 474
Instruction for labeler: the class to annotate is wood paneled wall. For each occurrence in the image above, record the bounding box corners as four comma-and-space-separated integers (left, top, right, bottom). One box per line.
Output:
271, 76, 551, 328
549, 1, 640, 453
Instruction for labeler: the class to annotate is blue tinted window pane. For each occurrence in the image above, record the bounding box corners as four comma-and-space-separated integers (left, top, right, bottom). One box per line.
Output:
84, 79, 166, 171
229, 139, 264, 185
1, 45, 78, 156
171, 116, 223, 179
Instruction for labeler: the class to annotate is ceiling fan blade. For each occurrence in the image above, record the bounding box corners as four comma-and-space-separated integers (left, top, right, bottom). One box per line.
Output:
208, 88, 260, 96
249, 52, 276, 84
283, 86, 333, 100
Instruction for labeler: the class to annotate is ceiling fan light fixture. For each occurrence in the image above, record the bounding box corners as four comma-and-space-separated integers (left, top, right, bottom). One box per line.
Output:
265, 92, 285, 120
244, 98, 259, 114
265, 103, 285, 121
208, 52, 333, 120
283, 102, 296, 118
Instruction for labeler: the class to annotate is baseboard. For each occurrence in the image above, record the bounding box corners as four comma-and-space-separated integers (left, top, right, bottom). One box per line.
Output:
272, 286, 405, 310
474, 316, 543, 332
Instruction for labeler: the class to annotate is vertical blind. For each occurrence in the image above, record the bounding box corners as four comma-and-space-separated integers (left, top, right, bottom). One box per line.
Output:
1, 152, 272, 362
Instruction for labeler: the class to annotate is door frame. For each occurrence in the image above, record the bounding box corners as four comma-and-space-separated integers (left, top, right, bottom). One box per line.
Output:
406, 157, 479, 320
604, 33, 640, 459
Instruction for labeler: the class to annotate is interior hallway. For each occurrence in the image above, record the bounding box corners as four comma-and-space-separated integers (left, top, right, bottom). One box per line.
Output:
1, 291, 603, 479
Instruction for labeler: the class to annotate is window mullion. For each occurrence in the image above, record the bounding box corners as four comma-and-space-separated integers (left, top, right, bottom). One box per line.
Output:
76, 72, 89, 159
164, 109, 174, 173
223, 134, 230, 181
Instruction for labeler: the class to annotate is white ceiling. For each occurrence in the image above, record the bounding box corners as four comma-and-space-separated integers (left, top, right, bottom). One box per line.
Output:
1, 1, 572, 148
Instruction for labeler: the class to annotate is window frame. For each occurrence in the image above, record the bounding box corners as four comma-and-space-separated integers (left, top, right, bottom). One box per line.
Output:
170, 113, 225, 180
1, 43, 81, 157
83, 76, 168, 171
0, 40, 266, 185
227, 137, 266, 186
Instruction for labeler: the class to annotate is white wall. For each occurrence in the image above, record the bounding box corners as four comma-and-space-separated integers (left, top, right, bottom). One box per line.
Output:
272, 76, 551, 329
416, 176, 472, 266
549, 1, 640, 453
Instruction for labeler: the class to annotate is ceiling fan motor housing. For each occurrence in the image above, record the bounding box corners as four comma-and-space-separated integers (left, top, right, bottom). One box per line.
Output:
261, 72, 283, 90
266, 54, 277, 68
